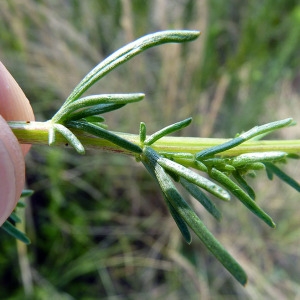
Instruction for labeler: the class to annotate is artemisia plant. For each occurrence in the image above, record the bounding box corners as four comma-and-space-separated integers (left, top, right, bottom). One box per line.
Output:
3, 30, 300, 285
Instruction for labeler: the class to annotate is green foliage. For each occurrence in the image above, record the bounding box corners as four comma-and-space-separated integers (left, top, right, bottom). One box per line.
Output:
3, 29, 300, 290
1, 1, 300, 299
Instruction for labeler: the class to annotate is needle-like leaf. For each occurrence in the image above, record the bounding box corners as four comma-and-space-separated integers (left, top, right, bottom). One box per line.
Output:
230, 152, 286, 167
143, 149, 247, 285
141, 159, 192, 244
143, 147, 230, 201
232, 171, 256, 201
63, 30, 200, 105
140, 122, 147, 144
180, 177, 222, 221
264, 162, 300, 192
163, 192, 192, 244
53, 94, 144, 123
67, 103, 126, 121
1, 220, 31, 244
51, 124, 85, 154
209, 168, 276, 228
67, 121, 142, 154
145, 118, 192, 145
8, 212, 21, 224
196, 118, 294, 159
20, 189, 34, 198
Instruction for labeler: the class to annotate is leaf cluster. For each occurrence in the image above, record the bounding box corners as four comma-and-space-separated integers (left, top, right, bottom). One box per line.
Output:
1, 30, 299, 286
48, 30, 200, 155
138, 117, 300, 285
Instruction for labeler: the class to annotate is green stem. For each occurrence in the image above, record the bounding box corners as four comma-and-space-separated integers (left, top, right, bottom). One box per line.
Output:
9, 121, 300, 156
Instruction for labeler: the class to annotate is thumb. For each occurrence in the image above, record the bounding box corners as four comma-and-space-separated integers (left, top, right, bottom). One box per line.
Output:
0, 61, 35, 155
0, 62, 35, 225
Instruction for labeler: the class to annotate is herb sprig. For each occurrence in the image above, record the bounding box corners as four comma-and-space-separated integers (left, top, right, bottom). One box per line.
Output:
3, 30, 300, 286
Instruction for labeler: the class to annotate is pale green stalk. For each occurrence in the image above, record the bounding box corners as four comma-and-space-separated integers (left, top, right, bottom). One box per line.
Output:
9, 121, 300, 156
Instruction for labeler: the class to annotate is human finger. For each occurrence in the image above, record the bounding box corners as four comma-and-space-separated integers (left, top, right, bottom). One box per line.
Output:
0, 61, 35, 155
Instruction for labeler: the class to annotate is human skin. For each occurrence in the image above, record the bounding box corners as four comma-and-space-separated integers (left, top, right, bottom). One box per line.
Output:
0, 61, 35, 225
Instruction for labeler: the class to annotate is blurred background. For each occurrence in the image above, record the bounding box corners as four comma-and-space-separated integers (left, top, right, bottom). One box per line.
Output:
1, 0, 300, 299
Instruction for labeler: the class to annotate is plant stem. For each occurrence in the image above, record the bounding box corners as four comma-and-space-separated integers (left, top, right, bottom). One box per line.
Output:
9, 121, 300, 156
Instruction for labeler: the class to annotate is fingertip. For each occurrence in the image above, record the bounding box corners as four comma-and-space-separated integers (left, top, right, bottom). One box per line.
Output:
0, 61, 35, 155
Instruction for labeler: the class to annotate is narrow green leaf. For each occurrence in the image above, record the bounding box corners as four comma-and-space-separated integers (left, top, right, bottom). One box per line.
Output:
140, 122, 147, 144
142, 159, 191, 244
231, 152, 286, 168
180, 177, 222, 221
196, 136, 248, 159
63, 30, 200, 104
202, 157, 236, 172
67, 121, 142, 154
55, 93, 144, 123
70, 93, 144, 110
194, 160, 209, 172
52, 124, 85, 154
141, 160, 156, 179
209, 168, 276, 228
84, 116, 105, 123
1, 220, 31, 244
160, 152, 201, 169
264, 162, 300, 192
20, 189, 34, 198
145, 118, 192, 145
196, 118, 293, 159
143, 147, 230, 201
287, 153, 300, 159
241, 162, 265, 171
67, 103, 125, 121
48, 125, 55, 145
232, 171, 256, 201
143, 150, 247, 285
165, 184, 247, 285
265, 166, 274, 180
8, 212, 22, 223
165, 169, 181, 182
165, 197, 192, 244
164, 152, 195, 160
16, 201, 26, 208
